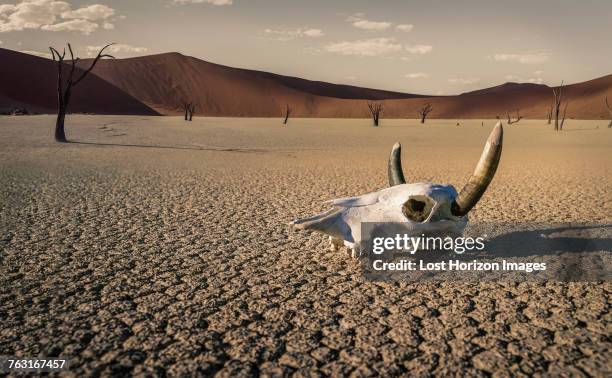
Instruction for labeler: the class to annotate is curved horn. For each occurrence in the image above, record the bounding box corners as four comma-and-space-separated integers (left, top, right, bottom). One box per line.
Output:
451, 122, 503, 216
388, 142, 406, 186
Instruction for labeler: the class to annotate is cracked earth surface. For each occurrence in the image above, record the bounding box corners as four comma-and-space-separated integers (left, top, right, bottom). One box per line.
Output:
1, 116, 611, 376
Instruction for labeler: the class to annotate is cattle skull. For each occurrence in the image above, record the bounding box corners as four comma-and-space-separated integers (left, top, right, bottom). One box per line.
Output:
290, 122, 503, 257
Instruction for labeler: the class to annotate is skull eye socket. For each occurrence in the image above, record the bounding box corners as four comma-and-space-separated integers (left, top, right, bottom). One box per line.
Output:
402, 196, 434, 222
408, 199, 425, 212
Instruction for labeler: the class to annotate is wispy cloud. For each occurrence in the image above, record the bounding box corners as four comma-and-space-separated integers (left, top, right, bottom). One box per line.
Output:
396, 24, 413, 32
324, 38, 432, 58
449, 77, 480, 85
405, 72, 429, 79
504, 74, 544, 84
263, 27, 324, 41
324, 38, 402, 57
86, 43, 148, 56
492, 52, 550, 64
0, 0, 116, 35
347, 13, 392, 31
405, 44, 432, 54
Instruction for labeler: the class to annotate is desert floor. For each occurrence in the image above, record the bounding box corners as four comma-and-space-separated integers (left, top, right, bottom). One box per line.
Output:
1, 116, 611, 376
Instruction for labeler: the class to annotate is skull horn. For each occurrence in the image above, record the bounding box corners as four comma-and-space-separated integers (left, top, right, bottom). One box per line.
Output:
388, 142, 406, 186
451, 121, 503, 216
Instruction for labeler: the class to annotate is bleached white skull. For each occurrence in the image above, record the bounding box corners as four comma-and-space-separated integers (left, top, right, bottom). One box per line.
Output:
291, 122, 503, 257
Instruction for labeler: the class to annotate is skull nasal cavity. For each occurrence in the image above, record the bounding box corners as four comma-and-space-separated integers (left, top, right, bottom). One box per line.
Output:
409, 199, 426, 212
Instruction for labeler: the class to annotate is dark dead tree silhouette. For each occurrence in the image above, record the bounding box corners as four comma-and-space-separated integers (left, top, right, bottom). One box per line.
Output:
180, 101, 196, 121
506, 109, 523, 125
181, 101, 191, 120
49, 43, 114, 142
181, 101, 196, 121
418, 103, 433, 124
605, 96, 612, 128
283, 104, 291, 125
552, 81, 568, 131
367, 101, 383, 127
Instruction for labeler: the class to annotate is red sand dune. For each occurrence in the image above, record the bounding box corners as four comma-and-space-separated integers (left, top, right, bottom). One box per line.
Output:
2, 48, 611, 119
0, 48, 158, 115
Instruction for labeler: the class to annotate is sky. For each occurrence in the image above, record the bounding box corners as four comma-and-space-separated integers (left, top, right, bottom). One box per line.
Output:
1, 0, 611, 95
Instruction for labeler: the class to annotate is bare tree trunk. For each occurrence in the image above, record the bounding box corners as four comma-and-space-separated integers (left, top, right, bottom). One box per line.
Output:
188, 104, 195, 121
560, 102, 568, 131
283, 104, 291, 125
55, 108, 67, 142
605, 96, 612, 128
546, 105, 552, 124
552, 81, 566, 131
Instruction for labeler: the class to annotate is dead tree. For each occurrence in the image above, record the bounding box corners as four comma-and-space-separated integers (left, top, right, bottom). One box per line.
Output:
605, 96, 612, 128
506, 109, 523, 125
49, 43, 114, 142
283, 104, 291, 125
546, 105, 553, 124
418, 103, 433, 124
552, 81, 568, 131
181, 101, 196, 121
367, 101, 383, 127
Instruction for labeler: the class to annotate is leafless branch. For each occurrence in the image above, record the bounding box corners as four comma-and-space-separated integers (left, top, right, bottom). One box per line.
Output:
506, 109, 523, 125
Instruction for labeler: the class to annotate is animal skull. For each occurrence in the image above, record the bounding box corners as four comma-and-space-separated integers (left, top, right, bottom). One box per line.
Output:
290, 122, 503, 257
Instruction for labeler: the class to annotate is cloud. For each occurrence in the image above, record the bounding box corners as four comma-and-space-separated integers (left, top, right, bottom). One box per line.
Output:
324, 38, 402, 57
396, 24, 413, 32
405, 44, 432, 54
0, 0, 116, 35
102, 22, 114, 29
61, 4, 114, 20
302, 28, 323, 37
347, 13, 392, 31
20, 49, 52, 58
172, 0, 233, 5
504, 74, 544, 84
86, 43, 148, 56
405, 72, 429, 79
263, 27, 324, 41
493, 52, 550, 64
449, 77, 480, 85
42, 19, 98, 34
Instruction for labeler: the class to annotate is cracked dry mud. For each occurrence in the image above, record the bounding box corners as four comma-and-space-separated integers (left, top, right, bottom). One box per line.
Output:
1, 116, 611, 377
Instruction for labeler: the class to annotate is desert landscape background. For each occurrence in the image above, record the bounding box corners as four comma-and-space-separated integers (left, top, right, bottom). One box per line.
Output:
1, 115, 610, 375
1, 0, 611, 374
1, 48, 612, 120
